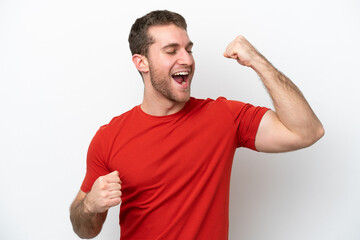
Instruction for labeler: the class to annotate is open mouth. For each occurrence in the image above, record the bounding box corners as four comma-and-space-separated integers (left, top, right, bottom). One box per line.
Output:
172, 71, 189, 85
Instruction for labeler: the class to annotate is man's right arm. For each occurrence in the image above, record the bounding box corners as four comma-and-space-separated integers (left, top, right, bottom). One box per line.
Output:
70, 171, 122, 239
70, 190, 108, 239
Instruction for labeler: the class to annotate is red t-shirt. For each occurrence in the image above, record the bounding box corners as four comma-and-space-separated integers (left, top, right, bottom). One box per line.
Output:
81, 97, 269, 240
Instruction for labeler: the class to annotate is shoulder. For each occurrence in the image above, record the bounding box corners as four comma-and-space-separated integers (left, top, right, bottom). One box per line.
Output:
188, 96, 238, 108
186, 97, 252, 122
190, 96, 248, 113
95, 106, 138, 137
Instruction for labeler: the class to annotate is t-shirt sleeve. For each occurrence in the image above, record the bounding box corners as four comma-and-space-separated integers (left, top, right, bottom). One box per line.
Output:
220, 98, 269, 151
80, 126, 111, 193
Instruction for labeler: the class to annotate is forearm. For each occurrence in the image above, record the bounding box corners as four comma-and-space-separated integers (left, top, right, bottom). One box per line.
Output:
252, 56, 324, 142
70, 197, 107, 239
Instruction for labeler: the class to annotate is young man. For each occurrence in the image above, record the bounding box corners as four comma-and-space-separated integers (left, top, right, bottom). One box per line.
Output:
70, 10, 324, 239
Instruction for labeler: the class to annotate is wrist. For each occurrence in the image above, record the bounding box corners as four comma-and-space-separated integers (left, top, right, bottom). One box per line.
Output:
250, 53, 270, 70
250, 54, 275, 77
82, 194, 95, 215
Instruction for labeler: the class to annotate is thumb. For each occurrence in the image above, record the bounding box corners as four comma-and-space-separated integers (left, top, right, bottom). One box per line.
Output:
109, 170, 119, 176
223, 51, 238, 59
107, 170, 122, 183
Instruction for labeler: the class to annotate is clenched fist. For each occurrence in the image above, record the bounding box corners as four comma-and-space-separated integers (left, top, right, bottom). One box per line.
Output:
223, 35, 264, 68
84, 171, 122, 214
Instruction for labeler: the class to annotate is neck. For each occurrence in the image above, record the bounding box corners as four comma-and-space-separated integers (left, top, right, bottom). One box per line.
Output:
141, 94, 186, 116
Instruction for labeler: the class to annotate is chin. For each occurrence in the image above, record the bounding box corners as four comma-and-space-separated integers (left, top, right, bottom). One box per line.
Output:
173, 92, 191, 103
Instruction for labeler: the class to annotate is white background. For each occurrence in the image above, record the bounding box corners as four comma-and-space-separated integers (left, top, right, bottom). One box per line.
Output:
1, 0, 359, 239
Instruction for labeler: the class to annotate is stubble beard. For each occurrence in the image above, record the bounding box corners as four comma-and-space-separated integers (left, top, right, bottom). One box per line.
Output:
149, 62, 191, 103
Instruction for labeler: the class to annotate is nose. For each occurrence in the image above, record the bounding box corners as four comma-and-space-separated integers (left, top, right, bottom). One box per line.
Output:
177, 49, 194, 66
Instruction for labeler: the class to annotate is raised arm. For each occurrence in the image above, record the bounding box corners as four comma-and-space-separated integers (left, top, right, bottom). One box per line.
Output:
70, 171, 122, 238
224, 35, 324, 152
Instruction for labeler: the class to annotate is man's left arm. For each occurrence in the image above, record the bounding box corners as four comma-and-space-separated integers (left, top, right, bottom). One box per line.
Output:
224, 35, 324, 153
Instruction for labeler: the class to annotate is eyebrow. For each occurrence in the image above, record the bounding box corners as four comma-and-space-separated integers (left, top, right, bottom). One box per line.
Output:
161, 41, 194, 50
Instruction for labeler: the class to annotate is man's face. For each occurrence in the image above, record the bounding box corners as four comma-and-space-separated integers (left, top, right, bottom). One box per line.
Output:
146, 24, 195, 103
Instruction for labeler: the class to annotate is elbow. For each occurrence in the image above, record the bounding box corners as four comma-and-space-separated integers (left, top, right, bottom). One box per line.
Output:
317, 124, 325, 140
300, 124, 325, 148
313, 122, 325, 143
78, 235, 97, 239
72, 226, 100, 239
70, 218, 101, 239
70, 204, 102, 239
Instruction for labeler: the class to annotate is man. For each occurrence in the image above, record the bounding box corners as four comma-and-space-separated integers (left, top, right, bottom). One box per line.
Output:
70, 10, 324, 239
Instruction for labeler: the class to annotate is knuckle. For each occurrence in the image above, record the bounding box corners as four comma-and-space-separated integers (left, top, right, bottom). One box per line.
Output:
99, 183, 107, 190
100, 191, 108, 199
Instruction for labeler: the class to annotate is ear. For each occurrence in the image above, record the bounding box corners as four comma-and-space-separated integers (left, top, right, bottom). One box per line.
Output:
132, 54, 149, 73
